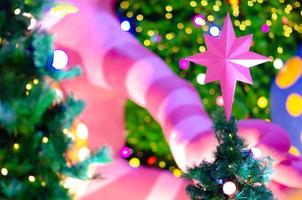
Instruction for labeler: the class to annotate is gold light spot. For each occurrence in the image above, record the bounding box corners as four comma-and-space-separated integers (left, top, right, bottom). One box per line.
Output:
199, 46, 206, 52
120, 1, 130, 9
136, 14, 144, 21
165, 13, 173, 19
159, 161, 166, 168
165, 5, 173, 12
201, 0, 208, 6
207, 15, 214, 22
129, 158, 140, 168
13, 143, 20, 150
29, 175, 35, 182
126, 11, 133, 18
143, 40, 151, 46
33, 79, 39, 85
185, 27, 192, 34
42, 137, 49, 144
177, 23, 184, 29
190, 1, 197, 7
289, 146, 300, 156
257, 96, 268, 108
286, 93, 302, 117
136, 26, 142, 33
213, 5, 220, 11
26, 83, 32, 90
1, 168, 8, 176
277, 47, 283, 54
173, 169, 183, 177
165, 33, 175, 40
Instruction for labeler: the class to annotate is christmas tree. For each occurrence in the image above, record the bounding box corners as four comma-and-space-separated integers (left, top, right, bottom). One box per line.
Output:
0, 1, 110, 199
117, 0, 302, 170
185, 111, 274, 200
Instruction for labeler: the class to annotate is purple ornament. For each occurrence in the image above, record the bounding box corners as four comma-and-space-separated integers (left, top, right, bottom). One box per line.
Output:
120, 146, 133, 158
193, 14, 206, 27
261, 24, 270, 33
179, 58, 190, 70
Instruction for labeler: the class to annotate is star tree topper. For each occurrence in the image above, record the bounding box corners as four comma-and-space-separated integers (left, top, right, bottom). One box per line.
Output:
186, 13, 270, 120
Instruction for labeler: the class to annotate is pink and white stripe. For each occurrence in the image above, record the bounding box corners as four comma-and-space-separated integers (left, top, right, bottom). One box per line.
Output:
47, 0, 302, 199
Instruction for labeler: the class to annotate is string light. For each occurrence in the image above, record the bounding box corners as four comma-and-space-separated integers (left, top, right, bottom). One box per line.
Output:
1, 168, 8, 176
76, 123, 89, 140
120, 146, 133, 158
159, 161, 166, 168
196, 73, 206, 85
257, 96, 268, 108
77, 147, 90, 161
209, 25, 220, 37
13, 143, 20, 150
25, 83, 32, 90
223, 181, 237, 196
52, 50, 68, 69
120, 20, 131, 31
193, 14, 206, 27
42, 137, 49, 144
173, 168, 182, 177
129, 157, 140, 168
273, 58, 283, 69
14, 8, 21, 15
28, 175, 36, 182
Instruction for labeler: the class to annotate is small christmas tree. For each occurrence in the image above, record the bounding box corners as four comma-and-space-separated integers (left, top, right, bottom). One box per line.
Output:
0, 1, 110, 199
185, 111, 274, 200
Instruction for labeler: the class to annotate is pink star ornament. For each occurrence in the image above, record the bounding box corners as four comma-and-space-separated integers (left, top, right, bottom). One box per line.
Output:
186, 13, 270, 120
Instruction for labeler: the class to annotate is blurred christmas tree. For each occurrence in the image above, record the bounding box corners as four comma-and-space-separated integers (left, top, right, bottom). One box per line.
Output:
118, 0, 302, 170
0, 1, 110, 199
185, 111, 274, 200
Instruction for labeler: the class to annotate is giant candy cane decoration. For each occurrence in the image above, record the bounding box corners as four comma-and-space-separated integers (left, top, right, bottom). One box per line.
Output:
45, 0, 302, 199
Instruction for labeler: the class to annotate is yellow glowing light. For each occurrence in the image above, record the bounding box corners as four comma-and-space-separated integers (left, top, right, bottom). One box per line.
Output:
190, 1, 197, 7
29, 175, 36, 182
165, 13, 173, 19
78, 147, 90, 161
165, 5, 173, 12
173, 169, 183, 177
63, 128, 69, 134
33, 79, 39, 85
41, 181, 46, 187
1, 168, 8, 176
286, 93, 302, 117
143, 39, 151, 46
129, 157, 140, 168
120, 1, 130, 9
159, 161, 166, 168
136, 26, 142, 33
199, 46, 206, 52
126, 11, 133, 18
201, 0, 208, 6
42, 137, 49, 144
136, 14, 144, 21
277, 47, 283, 54
276, 57, 302, 88
26, 83, 32, 90
76, 123, 89, 140
147, 30, 154, 36
234, 20, 240, 26
14, 8, 21, 15
272, 13, 278, 20
50, 2, 78, 17
257, 96, 268, 108
213, 5, 220, 11
207, 15, 214, 22
247, 1, 253, 6
229, 0, 239, 6
177, 23, 184, 29
13, 143, 20, 150
165, 33, 175, 40
289, 146, 300, 156
239, 24, 246, 31
216, 0, 222, 6
185, 27, 192, 34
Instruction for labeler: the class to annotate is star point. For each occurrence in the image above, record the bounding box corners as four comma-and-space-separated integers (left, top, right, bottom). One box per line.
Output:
185, 13, 270, 120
